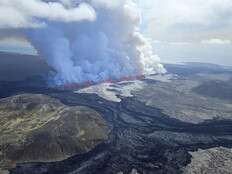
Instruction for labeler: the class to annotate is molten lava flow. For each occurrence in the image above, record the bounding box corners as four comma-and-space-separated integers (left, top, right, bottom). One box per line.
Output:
57, 75, 145, 90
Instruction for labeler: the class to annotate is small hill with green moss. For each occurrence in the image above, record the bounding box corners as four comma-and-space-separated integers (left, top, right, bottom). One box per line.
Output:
0, 94, 109, 172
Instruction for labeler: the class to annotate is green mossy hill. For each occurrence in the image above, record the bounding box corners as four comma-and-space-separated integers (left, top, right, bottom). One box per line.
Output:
0, 94, 109, 171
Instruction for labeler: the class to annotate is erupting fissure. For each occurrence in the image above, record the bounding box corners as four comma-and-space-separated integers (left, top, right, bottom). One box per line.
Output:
24, 0, 166, 85
59, 75, 144, 89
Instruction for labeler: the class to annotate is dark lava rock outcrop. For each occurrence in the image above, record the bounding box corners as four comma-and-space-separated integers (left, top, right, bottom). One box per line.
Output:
0, 94, 109, 171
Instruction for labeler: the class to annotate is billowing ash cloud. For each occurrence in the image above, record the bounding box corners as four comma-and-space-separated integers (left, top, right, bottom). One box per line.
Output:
0, 0, 166, 85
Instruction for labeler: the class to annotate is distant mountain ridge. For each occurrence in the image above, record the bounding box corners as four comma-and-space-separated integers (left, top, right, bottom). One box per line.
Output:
0, 52, 51, 81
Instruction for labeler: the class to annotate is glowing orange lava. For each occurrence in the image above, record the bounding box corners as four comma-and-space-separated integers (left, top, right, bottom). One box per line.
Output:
57, 75, 144, 90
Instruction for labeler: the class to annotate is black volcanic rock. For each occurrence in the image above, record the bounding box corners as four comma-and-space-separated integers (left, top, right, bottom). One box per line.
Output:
1, 62, 232, 174
0, 94, 109, 172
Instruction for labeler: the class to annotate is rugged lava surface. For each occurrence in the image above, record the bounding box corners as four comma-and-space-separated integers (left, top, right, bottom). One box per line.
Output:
184, 147, 232, 174
0, 62, 232, 174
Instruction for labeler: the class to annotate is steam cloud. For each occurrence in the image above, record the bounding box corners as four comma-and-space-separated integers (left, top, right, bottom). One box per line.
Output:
0, 0, 166, 85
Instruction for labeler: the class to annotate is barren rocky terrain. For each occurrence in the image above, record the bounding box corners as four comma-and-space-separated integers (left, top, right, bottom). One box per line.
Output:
0, 54, 232, 174
183, 147, 232, 174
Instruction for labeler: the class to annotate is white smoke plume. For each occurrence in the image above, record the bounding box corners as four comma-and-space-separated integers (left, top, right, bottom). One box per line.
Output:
0, 0, 166, 85
0, 0, 95, 28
